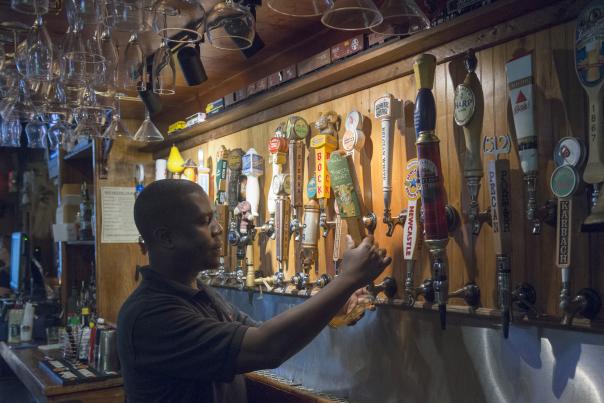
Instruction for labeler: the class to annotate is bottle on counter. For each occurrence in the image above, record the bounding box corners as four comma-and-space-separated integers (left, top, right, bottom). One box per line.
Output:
78, 307, 91, 363
19, 302, 34, 342
79, 182, 93, 240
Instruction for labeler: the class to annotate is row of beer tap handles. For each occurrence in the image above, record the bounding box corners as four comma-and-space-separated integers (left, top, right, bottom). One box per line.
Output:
202, 48, 602, 334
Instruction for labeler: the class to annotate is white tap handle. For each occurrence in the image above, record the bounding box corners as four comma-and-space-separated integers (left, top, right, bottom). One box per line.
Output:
375, 94, 394, 212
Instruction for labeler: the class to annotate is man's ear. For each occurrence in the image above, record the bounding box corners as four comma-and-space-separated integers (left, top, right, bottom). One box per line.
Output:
152, 226, 174, 249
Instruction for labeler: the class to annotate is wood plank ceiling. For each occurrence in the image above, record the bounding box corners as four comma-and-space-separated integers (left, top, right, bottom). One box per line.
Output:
0, 0, 354, 121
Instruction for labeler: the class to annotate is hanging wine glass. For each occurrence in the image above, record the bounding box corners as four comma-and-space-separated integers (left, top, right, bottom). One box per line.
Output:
1, 114, 22, 147
15, 38, 29, 76
321, 0, 383, 31
206, 0, 255, 50
0, 78, 39, 121
0, 45, 5, 71
370, 0, 429, 36
0, 57, 18, 98
26, 14, 54, 81
61, 24, 86, 87
267, 0, 334, 17
152, 37, 176, 95
41, 79, 70, 120
25, 115, 48, 148
110, 1, 146, 32
73, 84, 103, 138
70, 0, 102, 25
98, 25, 119, 94
47, 113, 72, 150
103, 95, 132, 139
152, 0, 206, 44
120, 32, 147, 91
11, 0, 49, 15
133, 107, 164, 142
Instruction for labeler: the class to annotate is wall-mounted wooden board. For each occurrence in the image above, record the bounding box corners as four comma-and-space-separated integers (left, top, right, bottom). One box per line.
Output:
172, 21, 604, 324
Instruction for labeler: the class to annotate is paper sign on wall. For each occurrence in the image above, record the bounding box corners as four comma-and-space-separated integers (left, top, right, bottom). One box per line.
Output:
101, 187, 139, 243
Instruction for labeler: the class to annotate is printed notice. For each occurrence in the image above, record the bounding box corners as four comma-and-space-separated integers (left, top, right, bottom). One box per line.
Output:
101, 187, 139, 243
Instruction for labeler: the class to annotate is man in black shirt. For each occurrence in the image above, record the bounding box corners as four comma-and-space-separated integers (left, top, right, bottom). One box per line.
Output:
118, 179, 391, 403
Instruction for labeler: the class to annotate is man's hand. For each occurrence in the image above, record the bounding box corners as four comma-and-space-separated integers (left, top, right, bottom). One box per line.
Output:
339, 235, 391, 289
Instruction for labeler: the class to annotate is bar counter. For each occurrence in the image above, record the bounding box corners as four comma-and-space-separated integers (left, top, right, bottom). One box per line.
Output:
0, 342, 124, 403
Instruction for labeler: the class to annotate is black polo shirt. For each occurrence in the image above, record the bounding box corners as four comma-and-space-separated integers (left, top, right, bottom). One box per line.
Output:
117, 267, 257, 403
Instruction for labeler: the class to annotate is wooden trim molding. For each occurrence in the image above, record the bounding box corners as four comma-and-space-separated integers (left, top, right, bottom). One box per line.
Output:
149, 0, 585, 158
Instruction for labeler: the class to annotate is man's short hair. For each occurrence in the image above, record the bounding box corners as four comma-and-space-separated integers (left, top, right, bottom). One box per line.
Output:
133, 179, 205, 244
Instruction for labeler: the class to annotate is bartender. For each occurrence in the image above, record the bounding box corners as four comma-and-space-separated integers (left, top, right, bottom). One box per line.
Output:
117, 179, 390, 403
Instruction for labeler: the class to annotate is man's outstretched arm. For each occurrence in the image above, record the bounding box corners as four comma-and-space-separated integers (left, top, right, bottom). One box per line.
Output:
235, 235, 391, 372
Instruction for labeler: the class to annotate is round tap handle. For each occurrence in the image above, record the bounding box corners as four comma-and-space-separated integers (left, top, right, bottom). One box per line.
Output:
369, 276, 397, 300
448, 282, 480, 308
416, 279, 435, 304
562, 288, 602, 325
512, 282, 539, 316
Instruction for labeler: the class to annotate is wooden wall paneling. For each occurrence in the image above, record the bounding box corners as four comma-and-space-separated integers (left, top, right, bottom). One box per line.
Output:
149, 22, 604, 325
490, 41, 508, 310
94, 125, 154, 323
442, 56, 467, 306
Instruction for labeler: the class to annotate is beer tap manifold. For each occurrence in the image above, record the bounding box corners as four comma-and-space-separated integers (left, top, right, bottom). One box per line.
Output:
312, 112, 340, 239
505, 53, 554, 234
454, 49, 487, 235
551, 137, 601, 325
374, 94, 405, 236
414, 54, 450, 330
576, 1, 604, 232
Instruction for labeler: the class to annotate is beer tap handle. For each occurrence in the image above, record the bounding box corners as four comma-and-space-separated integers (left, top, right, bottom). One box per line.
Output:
577, 25, 604, 212
561, 288, 602, 326
327, 151, 366, 245
512, 283, 539, 317
374, 94, 398, 236
368, 277, 397, 300
505, 53, 540, 234
455, 50, 485, 236
448, 282, 480, 309
414, 53, 449, 330
415, 279, 435, 304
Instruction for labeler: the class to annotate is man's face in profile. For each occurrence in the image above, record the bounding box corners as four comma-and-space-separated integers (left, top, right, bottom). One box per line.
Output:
169, 189, 223, 270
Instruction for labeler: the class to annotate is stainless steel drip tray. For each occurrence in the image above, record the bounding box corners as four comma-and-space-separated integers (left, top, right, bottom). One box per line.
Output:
218, 287, 604, 403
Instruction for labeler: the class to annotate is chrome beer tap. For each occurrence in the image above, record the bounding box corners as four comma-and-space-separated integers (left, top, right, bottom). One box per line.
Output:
550, 137, 602, 325
286, 116, 311, 277
454, 50, 489, 235
576, 2, 604, 232
374, 94, 406, 237
505, 53, 555, 235
414, 54, 452, 330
